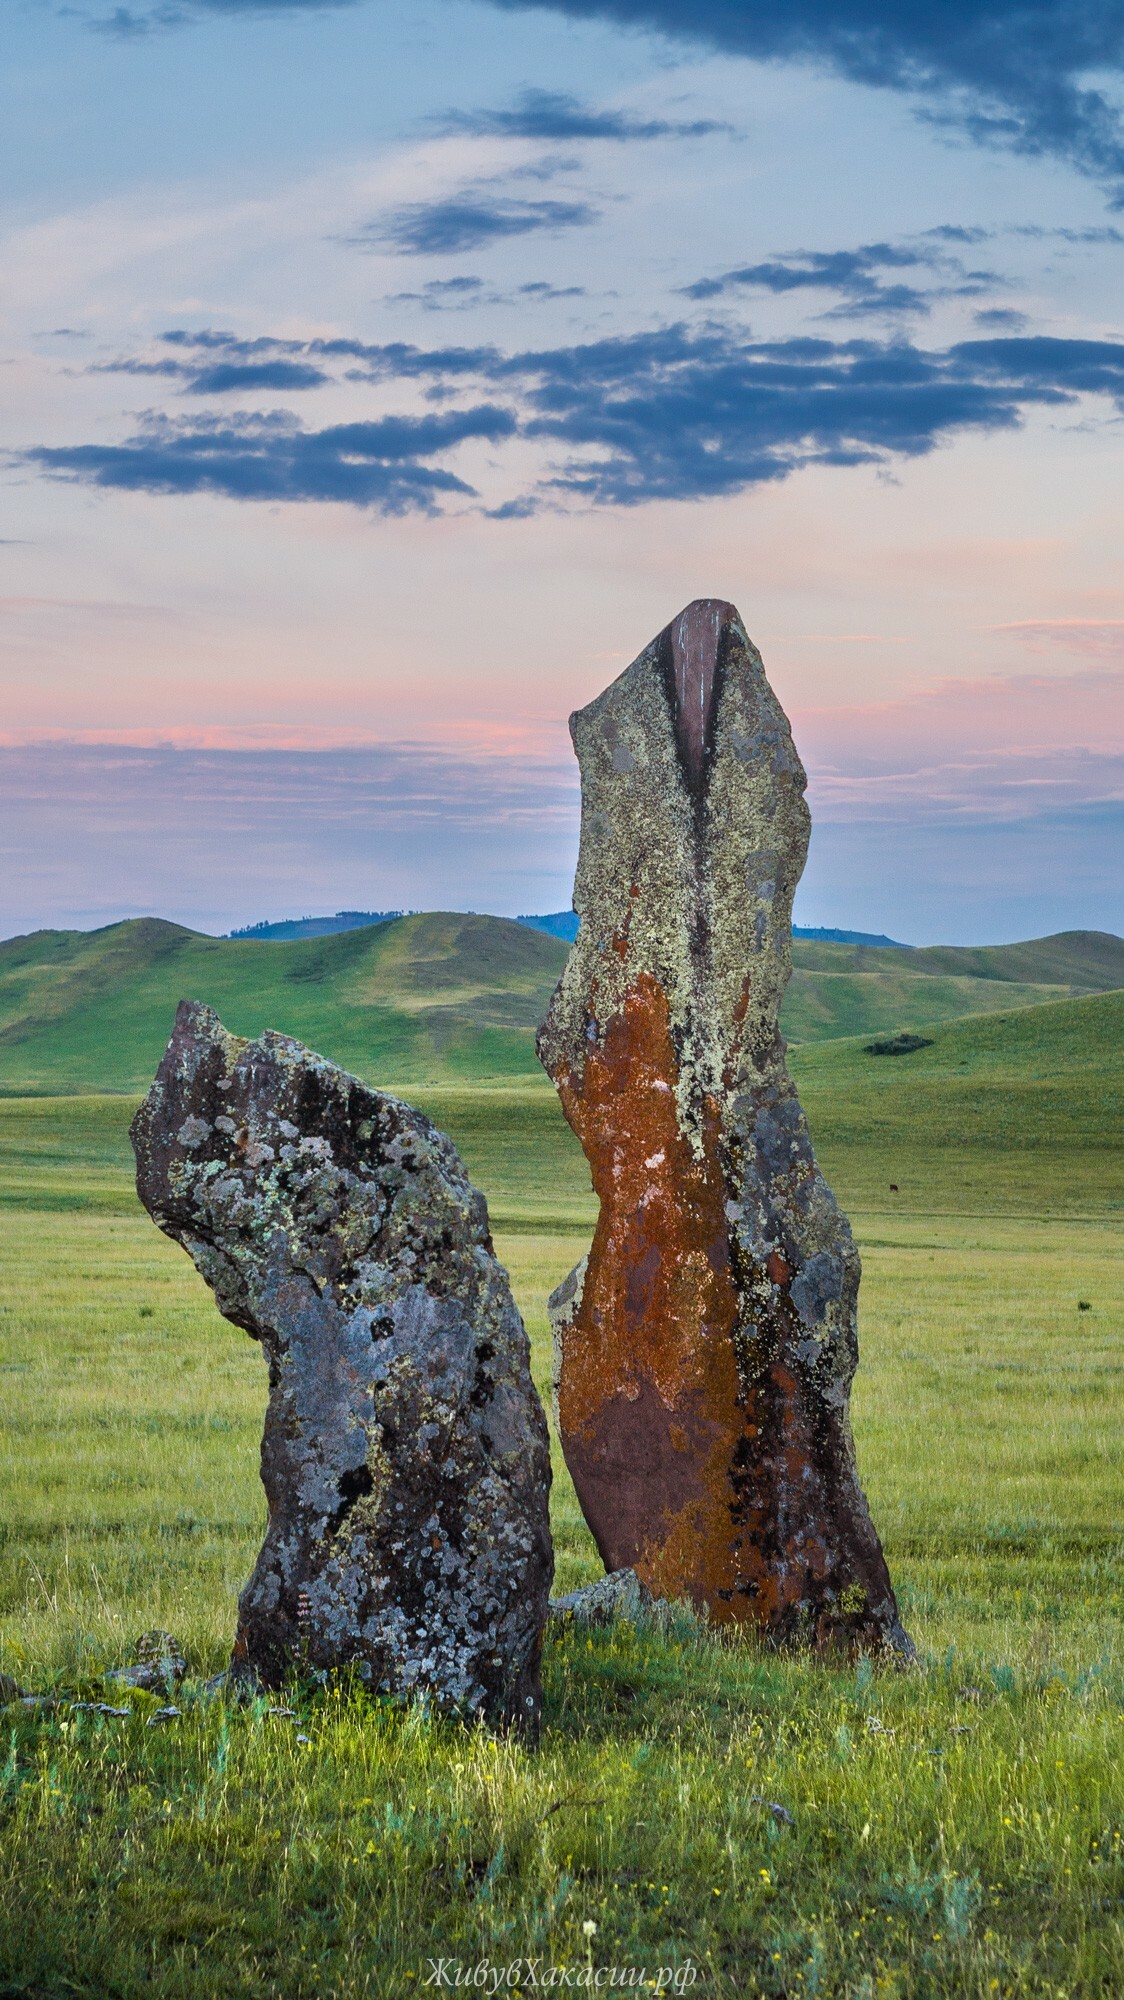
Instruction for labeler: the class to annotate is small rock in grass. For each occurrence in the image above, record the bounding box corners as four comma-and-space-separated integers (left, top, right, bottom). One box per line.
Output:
0, 1673, 28, 1706
749, 1795, 795, 1826
549, 1568, 651, 1625
109, 1630, 187, 1693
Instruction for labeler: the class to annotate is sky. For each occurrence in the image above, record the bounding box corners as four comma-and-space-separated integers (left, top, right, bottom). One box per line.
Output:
1, 0, 1122, 944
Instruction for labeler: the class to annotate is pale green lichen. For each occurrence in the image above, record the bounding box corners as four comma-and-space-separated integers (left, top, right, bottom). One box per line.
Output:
132, 1002, 553, 1729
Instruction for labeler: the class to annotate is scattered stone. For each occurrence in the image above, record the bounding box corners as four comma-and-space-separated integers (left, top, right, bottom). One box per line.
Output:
108, 1630, 187, 1692
0, 1672, 27, 1706
749, 1795, 795, 1826
549, 1568, 651, 1625
147, 1706, 182, 1726
131, 1001, 553, 1733
538, 599, 911, 1656
71, 1703, 131, 1718
197, 1670, 234, 1700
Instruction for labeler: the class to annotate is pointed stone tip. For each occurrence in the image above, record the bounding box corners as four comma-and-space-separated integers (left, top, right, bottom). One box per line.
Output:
663, 598, 740, 789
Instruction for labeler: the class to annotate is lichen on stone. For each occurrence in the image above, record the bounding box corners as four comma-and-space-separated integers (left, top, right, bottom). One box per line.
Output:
537, 600, 910, 1657
131, 1002, 553, 1730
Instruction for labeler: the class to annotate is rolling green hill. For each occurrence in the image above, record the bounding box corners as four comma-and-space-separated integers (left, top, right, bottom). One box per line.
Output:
0, 913, 568, 1095
0, 912, 1120, 1095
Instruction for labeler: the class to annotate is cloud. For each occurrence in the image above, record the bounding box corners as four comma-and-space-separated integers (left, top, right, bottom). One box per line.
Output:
84, 2, 1124, 200
477, 0, 1124, 200
682, 239, 1002, 318
23, 324, 1124, 511
386, 276, 485, 308
92, 0, 355, 31
0, 738, 579, 941
504, 326, 1124, 505
24, 405, 517, 512
435, 87, 728, 141
991, 620, 1124, 657
97, 355, 331, 392
3, 720, 1118, 947
973, 307, 1029, 330
351, 194, 600, 256
385, 276, 586, 311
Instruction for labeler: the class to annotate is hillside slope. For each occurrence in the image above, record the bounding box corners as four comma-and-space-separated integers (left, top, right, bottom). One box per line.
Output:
0, 915, 1119, 1094
2, 988, 1120, 1227
791, 986, 1124, 1214
0, 913, 569, 1094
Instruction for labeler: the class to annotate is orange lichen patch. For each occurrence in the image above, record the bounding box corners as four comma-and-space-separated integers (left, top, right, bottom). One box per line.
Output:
554, 973, 742, 1615
553, 973, 898, 1645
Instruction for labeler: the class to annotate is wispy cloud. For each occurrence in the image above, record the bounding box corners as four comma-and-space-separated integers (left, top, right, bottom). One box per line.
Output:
354, 194, 600, 256
0, 738, 578, 940
991, 620, 1124, 657
433, 87, 728, 142
96, 355, 331, 393
682, 240, 1001, 319
973, 307, 1029, 331
384, 277, 586, 312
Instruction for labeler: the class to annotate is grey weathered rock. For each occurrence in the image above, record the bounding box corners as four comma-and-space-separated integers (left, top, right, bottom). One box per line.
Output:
537, 599, 910, 1656
131, 1002, 553, 1730
108, 1630, 186, 1692
549, 1568, 650, 1625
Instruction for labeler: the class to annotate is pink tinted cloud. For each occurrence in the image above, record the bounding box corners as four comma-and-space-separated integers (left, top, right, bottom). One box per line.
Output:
792, 663, 1123, 767
791, 662, 1124, 820
990, 620, 1124, 658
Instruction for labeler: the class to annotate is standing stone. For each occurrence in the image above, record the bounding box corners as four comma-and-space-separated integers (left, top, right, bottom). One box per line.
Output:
538, 600, 910, 1655
131, 1001, 553, 1730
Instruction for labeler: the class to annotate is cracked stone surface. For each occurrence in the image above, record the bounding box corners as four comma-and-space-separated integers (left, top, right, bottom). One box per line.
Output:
131, 1002, 553, 1729
537, 600, 910, 1655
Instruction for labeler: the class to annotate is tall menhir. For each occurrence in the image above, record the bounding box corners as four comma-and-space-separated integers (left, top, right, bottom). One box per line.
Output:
538, 600, 910, 1653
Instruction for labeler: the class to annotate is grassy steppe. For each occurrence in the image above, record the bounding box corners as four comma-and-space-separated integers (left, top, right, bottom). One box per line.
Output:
0, 992, 1121, 1997
3, 914, 1121, 1094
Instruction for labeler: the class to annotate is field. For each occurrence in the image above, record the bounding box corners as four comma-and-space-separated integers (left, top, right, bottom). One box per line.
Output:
0, 992, 1122, 1997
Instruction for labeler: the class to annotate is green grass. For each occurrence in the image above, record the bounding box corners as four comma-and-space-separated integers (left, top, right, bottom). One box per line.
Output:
0, 993, 1121, 1996
3, 914, 1120, 1095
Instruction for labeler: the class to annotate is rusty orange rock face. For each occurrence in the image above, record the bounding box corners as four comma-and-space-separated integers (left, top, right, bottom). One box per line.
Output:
539, 601, 910, 1654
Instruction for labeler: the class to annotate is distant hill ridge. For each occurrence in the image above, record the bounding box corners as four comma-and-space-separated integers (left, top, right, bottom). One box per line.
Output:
516, 913, 908, 948
227, 910, 408, 941
0, 912, 1120, 1094
230, 909, 908, 949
